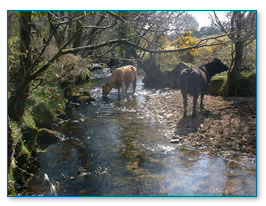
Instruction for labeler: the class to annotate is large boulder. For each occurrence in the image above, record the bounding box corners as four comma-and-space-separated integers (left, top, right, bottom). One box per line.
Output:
142, 61, 189, 89
168, 62, 189, 88
142, 57, 163, 88
207, 73, 256, 97
235, 73, 256, 97
207, 78, 225, 96
70, 94, 96, 104
69, 88, 96, 104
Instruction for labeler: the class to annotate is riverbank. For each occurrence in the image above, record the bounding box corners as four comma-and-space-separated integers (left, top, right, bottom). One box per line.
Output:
144, 88, 256, 161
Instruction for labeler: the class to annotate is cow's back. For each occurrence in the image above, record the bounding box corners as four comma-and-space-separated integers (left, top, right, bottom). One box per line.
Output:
121, 65, 137, 87
109, 65, 137, 88
180, 68, 207, 95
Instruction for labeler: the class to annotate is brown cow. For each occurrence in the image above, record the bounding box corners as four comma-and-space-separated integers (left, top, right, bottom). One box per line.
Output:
102, 65, 137, 99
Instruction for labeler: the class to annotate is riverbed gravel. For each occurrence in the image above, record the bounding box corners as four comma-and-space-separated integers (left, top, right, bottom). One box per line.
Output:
144, 88, 256, 161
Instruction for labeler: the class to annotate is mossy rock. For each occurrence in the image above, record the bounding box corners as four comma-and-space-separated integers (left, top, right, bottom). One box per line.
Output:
21, 126, 38, 152
76, 69, 92, 84
235, 74, 256, 97
208, 78, 225, 96
143, 62, 189, 89
70, 91, 96, 104
69, 86, 96, 104
73, 95, 96, 104
32, 103, 57, 127
208, 73, 256, 97
37, 128, 65, 148
27, 82, 67, 128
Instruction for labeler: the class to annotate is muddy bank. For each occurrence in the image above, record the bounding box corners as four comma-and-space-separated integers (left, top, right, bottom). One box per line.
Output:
144, 89, 256, 161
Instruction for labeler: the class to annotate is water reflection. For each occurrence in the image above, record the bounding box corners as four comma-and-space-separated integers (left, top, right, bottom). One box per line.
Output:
27, 74, 256, 196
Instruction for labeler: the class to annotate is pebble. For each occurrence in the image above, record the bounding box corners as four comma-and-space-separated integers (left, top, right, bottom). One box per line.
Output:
170, 138, 180, 143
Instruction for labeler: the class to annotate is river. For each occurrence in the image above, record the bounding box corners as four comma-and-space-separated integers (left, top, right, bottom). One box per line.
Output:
26, 68, 256, 196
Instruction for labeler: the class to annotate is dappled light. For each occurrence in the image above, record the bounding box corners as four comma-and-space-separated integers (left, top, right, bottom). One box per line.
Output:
8, 10, 256, 197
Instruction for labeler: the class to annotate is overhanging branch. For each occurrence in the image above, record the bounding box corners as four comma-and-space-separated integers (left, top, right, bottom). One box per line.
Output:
61, 34, 233, 55
27, 33, 236, 84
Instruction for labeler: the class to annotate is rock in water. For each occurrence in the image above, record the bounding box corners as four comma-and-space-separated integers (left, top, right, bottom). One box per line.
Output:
37, 128, 65, 148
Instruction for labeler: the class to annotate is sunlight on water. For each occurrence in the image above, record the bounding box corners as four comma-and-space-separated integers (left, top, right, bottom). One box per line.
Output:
27, 71, 256, 196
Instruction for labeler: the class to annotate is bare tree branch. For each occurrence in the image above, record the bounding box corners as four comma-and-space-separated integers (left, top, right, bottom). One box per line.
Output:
61, 33, 233, 55
106, 11, 126, 22
29, 27, 83, 82
27, 11, 253, 86
83, 22, 117, 30
48, 11, 89, 25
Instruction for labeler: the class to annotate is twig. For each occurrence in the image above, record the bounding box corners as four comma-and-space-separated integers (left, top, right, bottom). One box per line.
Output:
17, 166, 39, 178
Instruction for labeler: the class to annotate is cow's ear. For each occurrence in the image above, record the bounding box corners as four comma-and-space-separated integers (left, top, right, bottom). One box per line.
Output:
214, 58, 220, 63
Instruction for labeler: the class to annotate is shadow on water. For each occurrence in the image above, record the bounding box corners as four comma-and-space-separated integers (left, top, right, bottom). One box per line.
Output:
26, 69, 256, 196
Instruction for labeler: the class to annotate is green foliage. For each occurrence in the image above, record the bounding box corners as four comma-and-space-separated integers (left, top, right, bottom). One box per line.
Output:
8, 119, 34, 196
9, 115, 37, 163
155, 31, 230, 72
8, 36, 21, 91
26, 81, 66, 127
154, 32, 256, 75
8, 36, 20, 68
155, 31, 208, 71
23, 109, 37, 129
52, 54, 92, 84
8, 176, 17, 196
20, 141, 32, 160
9, 120, 22, 142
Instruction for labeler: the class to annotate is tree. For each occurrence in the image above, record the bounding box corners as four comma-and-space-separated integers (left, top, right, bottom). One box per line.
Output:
212, 11, 256, 96
8, 11, 110, 122
8, 11, 238, 122
193, 26, 220, 38
8, 11, 32, 122
10, 10, 257, 195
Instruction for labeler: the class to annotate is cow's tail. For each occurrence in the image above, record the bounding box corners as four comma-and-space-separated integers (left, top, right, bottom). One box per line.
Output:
131, 66, 137, 94
131, 66, 137, 81
180, 68, 192, 92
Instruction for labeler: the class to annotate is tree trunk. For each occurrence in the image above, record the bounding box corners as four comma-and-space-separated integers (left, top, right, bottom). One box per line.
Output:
48, 12, 65, 48
224, 41, 244, 96
8, 11, 32, 122
73, 12, 84, 54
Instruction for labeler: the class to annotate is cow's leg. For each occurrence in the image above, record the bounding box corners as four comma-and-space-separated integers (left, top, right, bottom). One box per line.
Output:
121, 83, 126, 99
124, 84, 128, 94
192, 93, 199, 118
181, 90, 187, 118
132, 79, 137, 94
118, 88, 121, 99
200, 93, 204, 111
125, 85, 129, 98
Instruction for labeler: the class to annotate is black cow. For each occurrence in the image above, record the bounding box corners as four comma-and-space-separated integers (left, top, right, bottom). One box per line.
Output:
179, 58, 229, 118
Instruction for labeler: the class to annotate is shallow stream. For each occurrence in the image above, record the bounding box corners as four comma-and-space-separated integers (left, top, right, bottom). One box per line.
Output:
28, 68, 256, 196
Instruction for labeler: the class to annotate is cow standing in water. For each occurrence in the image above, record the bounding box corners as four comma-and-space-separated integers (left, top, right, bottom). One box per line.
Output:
179, 58, 229, 118
102, 65, 137, 99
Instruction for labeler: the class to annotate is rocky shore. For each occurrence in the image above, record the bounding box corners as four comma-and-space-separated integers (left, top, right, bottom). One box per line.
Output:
144, 89, 256, 161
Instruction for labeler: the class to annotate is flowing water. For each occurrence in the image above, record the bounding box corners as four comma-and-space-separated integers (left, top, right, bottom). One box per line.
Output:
28, 68, 256, 196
